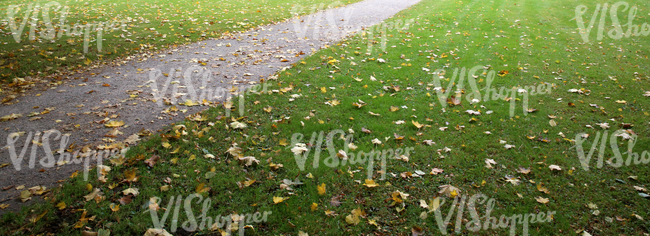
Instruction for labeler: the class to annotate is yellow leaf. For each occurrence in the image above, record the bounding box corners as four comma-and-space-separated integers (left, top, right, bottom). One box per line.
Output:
450, 190, 458, 198
269, 162, 283, 170
320, 87, 327, 93
56, 201, 66, 210
243, 179, 256, 187
110, 203, 120, 212
352, 208, 365, 217
196, 183, 210, 193
104, 120, 125, 128
0, 113, 22, 122
273, 196, 288, 204
20, 190, 31, 202
345, 214, 360, 225
160, 185, 170, 191
317, 183, 326, 195
537, 183, 550, 194
86, 183, 93, 192
184, 99, 200, 106
363, 179, 379, 188
31, 210, 48, 223
311, 203, 318, 211
124, 168, 138, 182
412, 120, 424, 129
279, 139, 288, 146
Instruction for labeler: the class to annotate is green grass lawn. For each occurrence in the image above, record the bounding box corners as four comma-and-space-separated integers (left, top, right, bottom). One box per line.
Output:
2, 0, 650, 235
0, 0, 358, 82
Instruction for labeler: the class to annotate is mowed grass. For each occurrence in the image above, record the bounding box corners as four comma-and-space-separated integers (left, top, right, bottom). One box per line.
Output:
2, 0, 650, 235
0, 0, 359, 82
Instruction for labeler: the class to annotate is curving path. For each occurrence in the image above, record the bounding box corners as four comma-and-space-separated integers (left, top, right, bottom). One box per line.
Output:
0, 0, 421, 213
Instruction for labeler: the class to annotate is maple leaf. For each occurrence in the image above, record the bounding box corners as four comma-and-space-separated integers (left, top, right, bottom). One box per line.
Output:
371, 138, 382, 145
345, 214, 360, 225
363, 179, 379, 188
196, 183, 210, 193
83, 188, 104, 203
273, 196, 288, 204
430, 168, 444, 175
123, 168, 138, 182
438, 185, 460, 198
485, 159, 497, 169
317, 183, 326, 195
238, 156, 260, 166
227, 145, 243, 157
291, 143, 308, 155
330, 195, 342, 206
124, 134, 140, 144
229, 121, 247, 129
517, 167, 531, 174
505, 175, 520, 186
144, 228, 173, 236
537, 183, 550, 194
122, 188, 139, 196
535, 196, 550, 204
412, 120, 424, 129
144, 155, 160, 168
118, 195, 133, 205
104, 120, 125, 128
0, 113, 22, 122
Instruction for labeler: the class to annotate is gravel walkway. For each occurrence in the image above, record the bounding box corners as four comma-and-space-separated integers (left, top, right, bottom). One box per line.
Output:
0, 0, 421, 213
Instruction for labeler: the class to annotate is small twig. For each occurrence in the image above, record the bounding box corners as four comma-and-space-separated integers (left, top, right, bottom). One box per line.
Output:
0, 197, 15, 203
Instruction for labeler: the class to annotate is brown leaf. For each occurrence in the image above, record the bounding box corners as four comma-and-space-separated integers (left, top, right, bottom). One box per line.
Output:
118, 195, 133, 205
330, 195, 342, 207
144, 155, 160, 168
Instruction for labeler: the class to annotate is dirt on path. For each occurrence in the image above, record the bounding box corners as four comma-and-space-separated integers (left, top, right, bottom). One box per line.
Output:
0, 0, 421, 214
